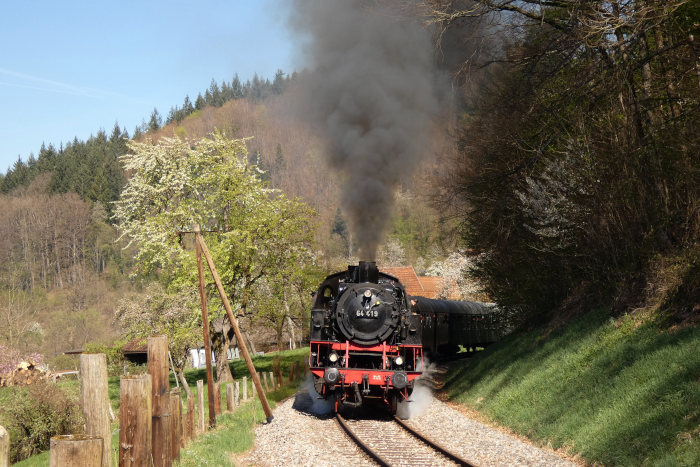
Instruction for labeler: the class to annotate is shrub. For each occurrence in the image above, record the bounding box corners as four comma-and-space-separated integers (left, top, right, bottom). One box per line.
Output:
4, 381, 83, 462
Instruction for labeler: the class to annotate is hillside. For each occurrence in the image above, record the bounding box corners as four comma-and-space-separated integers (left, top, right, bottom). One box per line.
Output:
444, 309, 699, 465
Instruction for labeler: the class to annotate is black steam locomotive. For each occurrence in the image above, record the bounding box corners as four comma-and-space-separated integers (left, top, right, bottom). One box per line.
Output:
309, 261, 502, 413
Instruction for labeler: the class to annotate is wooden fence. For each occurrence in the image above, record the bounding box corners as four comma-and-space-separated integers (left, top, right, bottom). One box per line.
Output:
15, 338, 307, 466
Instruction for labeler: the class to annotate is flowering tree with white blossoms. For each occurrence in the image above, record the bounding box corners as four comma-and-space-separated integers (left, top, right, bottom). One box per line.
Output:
426, 251, 486, 301
114, 133, 316, 381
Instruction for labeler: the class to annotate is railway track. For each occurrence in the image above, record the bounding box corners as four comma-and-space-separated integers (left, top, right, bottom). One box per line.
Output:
335, 412, 478, 467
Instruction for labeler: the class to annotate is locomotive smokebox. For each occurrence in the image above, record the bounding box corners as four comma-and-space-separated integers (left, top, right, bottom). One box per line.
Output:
357, 260, 378, 283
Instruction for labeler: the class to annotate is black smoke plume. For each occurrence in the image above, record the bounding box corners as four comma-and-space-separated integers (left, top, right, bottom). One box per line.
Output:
288, 0, 441, 260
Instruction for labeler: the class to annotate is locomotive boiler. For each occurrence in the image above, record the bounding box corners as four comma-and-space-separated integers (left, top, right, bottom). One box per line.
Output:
309, 261, 422, 413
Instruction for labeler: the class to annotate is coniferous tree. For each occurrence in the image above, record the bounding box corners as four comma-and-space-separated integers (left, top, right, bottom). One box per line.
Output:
208, 78, 222, 106
183, 95, 194, 115
274, 143, 286, 173
148, 108, 162, 131
194, 93, 205, 110
231, 74, 243, 98
272, 69, 286, 95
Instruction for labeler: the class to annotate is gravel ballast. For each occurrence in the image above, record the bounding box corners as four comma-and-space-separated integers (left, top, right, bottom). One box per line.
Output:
246, 385, 580, 466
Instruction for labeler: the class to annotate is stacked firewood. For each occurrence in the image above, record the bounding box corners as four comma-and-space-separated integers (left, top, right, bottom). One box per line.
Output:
0, 360, 48, 387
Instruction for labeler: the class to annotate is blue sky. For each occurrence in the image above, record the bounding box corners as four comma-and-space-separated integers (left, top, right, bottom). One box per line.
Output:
0, 0, 296, 174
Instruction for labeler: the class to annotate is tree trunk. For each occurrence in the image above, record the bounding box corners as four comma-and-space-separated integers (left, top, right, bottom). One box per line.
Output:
177, 370, 192, 400
286, 316, 296, 350
244, 330, 257, 355
212, 324, 233, 383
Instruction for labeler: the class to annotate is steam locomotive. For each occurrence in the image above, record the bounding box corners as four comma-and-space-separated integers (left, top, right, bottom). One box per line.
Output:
309, 261, 501, 413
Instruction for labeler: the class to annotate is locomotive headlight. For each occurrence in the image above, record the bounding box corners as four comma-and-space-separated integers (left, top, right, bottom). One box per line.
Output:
394, 356, 404, 366
364, 289, 372, 298
329, 352, 339, 363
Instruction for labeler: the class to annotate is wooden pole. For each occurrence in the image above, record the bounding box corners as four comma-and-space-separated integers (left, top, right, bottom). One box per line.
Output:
119, 374, 152, 467
242, 376, 248, 401
169, 389, 182, 463
226, 384, 234, 412
0, 425, 9, 467
196, 380, 205, 434
195, 228, 217, 429
269, 371, 276, 389
79, 353, 112, 467
50, 435, 102, 467
148, 336, 172, 467
195, 234, 274, 422
234, 381, 240, 407
186, 397, 194, 442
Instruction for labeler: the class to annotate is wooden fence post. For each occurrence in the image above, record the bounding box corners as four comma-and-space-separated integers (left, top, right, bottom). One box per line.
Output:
214, 382, 221, 415
169, 389, 182, 463
120, 374, 152, 467
269, 371, 275, 389
50, 435, 102, 467
234, 381, 240, 407
0, 425, 9, 467
186, 397, 194, 441
275, 367, 283, 388
288, 363, 296, 384
262, 372, 269, 392
226, 384, 234, 412
196, 380, 205, 434
242, 376, 248, 401
79, 353, 112, 467
148, 336, 172, 467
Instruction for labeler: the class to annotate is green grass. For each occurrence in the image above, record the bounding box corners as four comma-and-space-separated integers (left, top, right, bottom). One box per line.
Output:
7, 348, 309, 466
178, 384, 299, 466
444, 309, 700, 466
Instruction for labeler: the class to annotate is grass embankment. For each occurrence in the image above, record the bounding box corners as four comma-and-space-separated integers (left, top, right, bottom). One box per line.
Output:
445, 309, 699, 466
8, 347, 308, 466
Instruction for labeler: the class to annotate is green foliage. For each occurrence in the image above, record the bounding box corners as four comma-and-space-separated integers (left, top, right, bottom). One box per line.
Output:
115, 283, 200, 372
445, 310, 700, 466
114, 133, 317, 377
2, 381, 83, 463
1, 128, 127, 212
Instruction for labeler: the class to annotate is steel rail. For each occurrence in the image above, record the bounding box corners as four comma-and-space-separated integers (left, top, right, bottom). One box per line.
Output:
393, 415, 479, 467
335, 413, 391, 467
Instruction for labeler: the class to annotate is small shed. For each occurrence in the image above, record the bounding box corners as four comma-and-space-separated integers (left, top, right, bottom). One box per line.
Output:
122, 337, 148, 364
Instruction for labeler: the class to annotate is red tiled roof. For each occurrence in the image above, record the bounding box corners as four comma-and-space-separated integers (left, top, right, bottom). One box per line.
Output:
417, 276, 444, 299
122, 337, 147, 354
380, 267, 424, 297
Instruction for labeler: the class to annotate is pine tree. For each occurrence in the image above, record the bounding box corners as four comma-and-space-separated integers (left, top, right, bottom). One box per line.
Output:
272, 69, 286, 95
183, 95, 194, 115
148, 108, 162, 131
208, 78, 222, 106
274, 143, 286, 172
195, 93, 205, 110
231, 74, 243, 98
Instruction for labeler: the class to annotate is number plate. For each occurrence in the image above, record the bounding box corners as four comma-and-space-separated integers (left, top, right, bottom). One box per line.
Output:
355, 309, 379, 319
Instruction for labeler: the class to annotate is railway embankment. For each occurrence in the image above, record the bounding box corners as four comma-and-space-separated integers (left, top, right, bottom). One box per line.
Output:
443, 308, 699, 466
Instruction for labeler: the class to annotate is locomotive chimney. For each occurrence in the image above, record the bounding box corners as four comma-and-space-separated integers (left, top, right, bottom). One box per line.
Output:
357, 261, 378, 284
